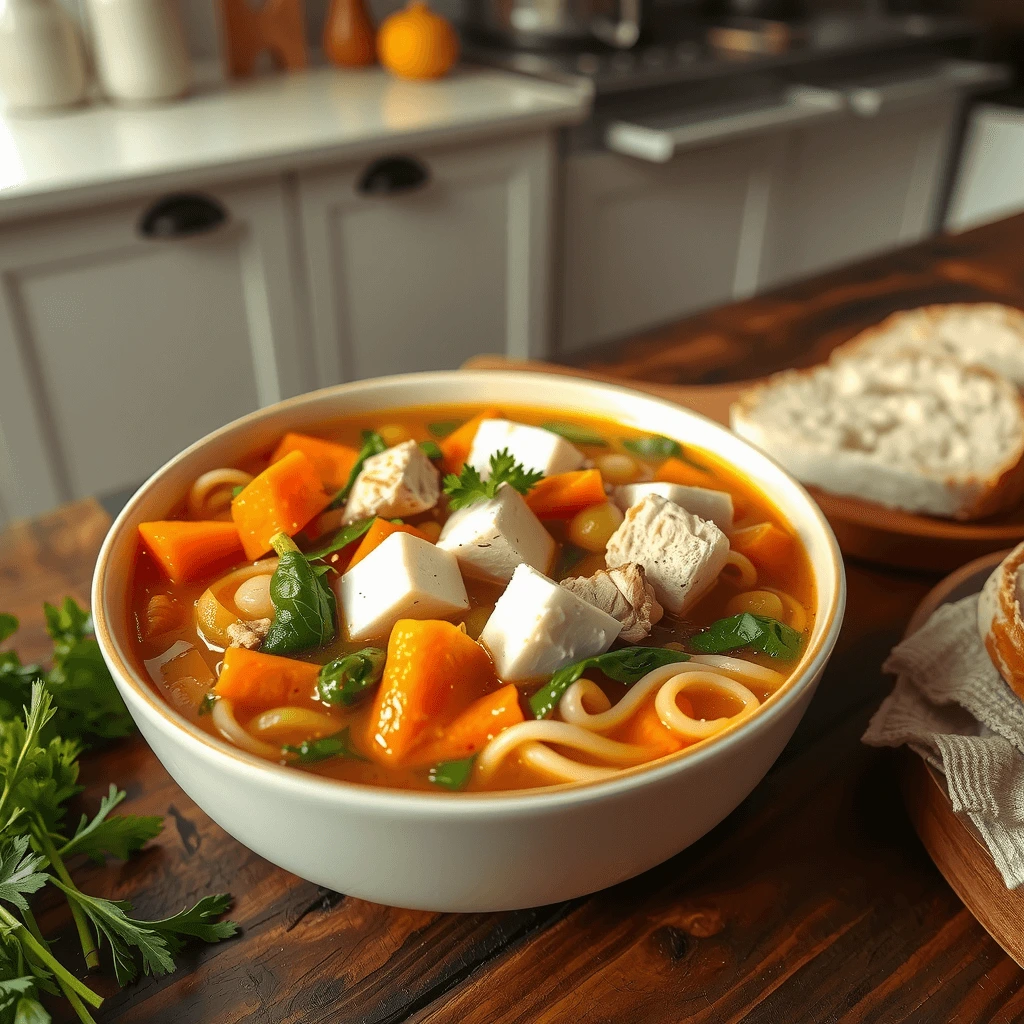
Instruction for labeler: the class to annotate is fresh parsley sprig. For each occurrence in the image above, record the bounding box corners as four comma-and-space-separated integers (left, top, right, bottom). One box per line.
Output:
443, 449, 544, 511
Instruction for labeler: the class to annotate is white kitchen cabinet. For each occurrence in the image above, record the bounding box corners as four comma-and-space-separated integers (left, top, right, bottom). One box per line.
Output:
297, 132, 555, 383
759, 99, 959, 289
559, 134, 787, 353
0, 177, 308, 520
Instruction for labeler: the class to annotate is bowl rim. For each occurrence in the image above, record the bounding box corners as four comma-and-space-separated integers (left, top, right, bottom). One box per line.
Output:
92, 369, 846, 814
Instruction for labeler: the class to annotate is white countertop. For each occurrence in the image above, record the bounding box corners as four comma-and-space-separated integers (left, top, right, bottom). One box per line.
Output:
0, 64, 591, 221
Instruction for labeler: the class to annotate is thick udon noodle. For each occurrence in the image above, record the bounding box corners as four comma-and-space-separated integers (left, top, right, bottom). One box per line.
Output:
476, 656, 786, 785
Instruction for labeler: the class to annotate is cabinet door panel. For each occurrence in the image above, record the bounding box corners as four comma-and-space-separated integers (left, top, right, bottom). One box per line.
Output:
559, 138, 776, 353
761, 101, 958, 288
0, 178, 305, 518
299, 134, 554, 384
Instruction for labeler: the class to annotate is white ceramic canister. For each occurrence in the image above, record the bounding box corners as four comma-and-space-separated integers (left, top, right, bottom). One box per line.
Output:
0, 0, 89, 112
86, 0, 192, 102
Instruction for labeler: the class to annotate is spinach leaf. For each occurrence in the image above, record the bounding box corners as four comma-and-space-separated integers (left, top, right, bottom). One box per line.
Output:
329, 430, 388, 507
304, 517, 375, 562
622, 435, 708, 472
541, 422, 608, 447
317, 648, 386, 707
262, 534, 337, 655
283, 726, 366, 764
688, 613, 802, 660
428, 420, 462, 438
419, 440, 443, 461
428, 756, 475, 790
530, 647, 690, 719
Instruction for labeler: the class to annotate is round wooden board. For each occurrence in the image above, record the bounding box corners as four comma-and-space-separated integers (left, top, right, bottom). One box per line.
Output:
900, 549, 1024, 969
462, 356, 1024, 572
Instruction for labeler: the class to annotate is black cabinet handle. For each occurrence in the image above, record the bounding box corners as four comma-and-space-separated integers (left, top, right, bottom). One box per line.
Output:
138, 193, 228, 239
358, 156, 430, 196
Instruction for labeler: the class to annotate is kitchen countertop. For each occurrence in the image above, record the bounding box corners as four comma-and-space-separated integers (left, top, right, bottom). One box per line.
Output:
6, 212, 1024, 1023
0, 64, 591, 222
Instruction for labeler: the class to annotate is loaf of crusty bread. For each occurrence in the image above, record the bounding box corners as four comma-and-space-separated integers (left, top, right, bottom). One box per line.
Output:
838, 303, 1024, 387
978, 542, 1024, 700
731, 350, 1024, 520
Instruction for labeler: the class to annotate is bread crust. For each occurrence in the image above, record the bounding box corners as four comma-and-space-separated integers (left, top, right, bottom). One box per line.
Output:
731, 352, 1024, 521
980, 541, 1024, 700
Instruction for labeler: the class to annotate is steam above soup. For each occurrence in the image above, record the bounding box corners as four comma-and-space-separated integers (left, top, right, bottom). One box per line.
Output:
130, 405, 815, 792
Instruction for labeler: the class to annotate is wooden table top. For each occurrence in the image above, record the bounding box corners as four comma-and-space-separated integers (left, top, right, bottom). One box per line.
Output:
7, 213, 1024, 1023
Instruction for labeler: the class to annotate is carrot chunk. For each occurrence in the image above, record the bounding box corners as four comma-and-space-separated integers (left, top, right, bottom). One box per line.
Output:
347, 518, 431, 570
213, 647, 320, 711
525, 469, 607, 519
270, 433, 359, 493
655, 456, 717, 489
232, 450, 332, 560
439, 407, 502, 475
367, 620, 497, 765
731, 521, 795, 576
620, 696, 694, 758
138, 521, 243, 584
410, 683, 524, 766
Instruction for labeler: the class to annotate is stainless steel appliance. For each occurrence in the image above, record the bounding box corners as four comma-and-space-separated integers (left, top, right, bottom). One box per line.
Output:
464, 0, 644, 49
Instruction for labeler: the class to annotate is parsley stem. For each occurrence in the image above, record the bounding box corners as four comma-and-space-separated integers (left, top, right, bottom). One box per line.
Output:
0, 905, 104, 1009
33, 823, 101, 971
270, 532, 300, 557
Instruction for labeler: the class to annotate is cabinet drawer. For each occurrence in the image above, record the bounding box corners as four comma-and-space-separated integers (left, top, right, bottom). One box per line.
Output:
0, 178, 305, 518
297, 133, 555, 383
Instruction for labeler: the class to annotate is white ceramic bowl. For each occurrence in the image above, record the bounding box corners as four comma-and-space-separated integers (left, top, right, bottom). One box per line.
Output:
93, 371, 845, 912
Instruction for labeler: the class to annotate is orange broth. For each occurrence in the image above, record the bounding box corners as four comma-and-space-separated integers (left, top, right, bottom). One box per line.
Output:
128, 403, 816, 793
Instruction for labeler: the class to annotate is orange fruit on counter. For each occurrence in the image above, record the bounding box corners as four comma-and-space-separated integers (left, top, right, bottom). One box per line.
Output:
377, 0, 459, 80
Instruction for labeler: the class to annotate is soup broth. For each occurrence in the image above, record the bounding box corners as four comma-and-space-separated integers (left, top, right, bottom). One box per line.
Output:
129, 404, 815, 792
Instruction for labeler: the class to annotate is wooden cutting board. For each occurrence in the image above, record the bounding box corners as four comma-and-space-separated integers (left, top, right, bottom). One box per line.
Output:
463, 356, 1024, 572
900, 551, 1024, 969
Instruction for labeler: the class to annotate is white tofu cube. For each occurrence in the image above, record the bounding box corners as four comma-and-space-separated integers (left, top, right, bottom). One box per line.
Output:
436, 483, 555, 583
468, 419, 585, 479
343, 440, 440, 524
614, 482, 734, 533
606, 493, 729, 616
479, 564, 621, 682
337, 533, 469, 641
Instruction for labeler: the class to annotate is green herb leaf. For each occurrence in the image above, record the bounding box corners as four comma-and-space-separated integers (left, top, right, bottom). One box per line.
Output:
542, 423, 608, 447
317, 649, 386, 707
0, 836, 48, 914
443, 449, 544, 511
688, 613, 802, 660
283, 726, 366, 764
197, 692, 216, 716
304, 517, 375, 562
262, 535, 337, 656
427, 420, 461, 438
13, 995, 49, 1024
0, 617, 16, 647
530, 647, 690, 719
553, 543, 587, 579
428, 756, 475, 790
419, 440, 443, 461
143, 893, 238, 952
43, 598, 134, 744
59, 784, 163, 863
330, 430, 388, 507
622, 435, 708, 472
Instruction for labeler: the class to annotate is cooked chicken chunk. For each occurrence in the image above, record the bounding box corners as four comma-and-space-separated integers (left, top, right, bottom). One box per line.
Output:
343, 440, 440, 524
226, 618, 272, 649
559, 563, 663, 642
605, 493, 729, 616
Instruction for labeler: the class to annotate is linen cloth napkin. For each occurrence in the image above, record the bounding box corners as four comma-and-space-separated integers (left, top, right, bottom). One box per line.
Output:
863, 593, 1024, 888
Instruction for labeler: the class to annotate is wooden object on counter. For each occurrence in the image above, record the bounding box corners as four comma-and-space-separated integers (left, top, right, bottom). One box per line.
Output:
323, 0, 375, 67
218, 0, 307, 78
900, 551, 1024, 969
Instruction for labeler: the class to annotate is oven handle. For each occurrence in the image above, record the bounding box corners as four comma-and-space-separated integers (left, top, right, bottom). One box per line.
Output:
605, 85, 845, 163
847, 59, 1011, 117
591, 0, 640, 49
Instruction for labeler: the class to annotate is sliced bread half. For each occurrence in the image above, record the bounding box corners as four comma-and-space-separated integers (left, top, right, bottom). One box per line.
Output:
731, 349, 1024, 520
978, 541, 1024, 699
837, 303, 1024, 387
